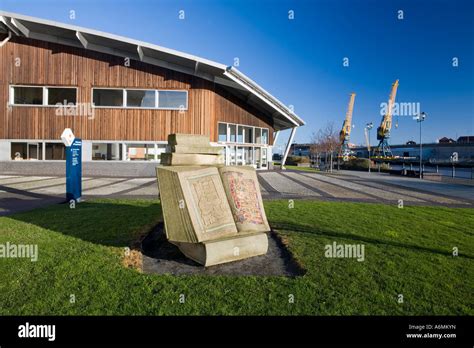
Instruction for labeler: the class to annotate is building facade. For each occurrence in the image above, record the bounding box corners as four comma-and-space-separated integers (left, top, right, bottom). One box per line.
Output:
290, 143, 312, 157
0, 12, 304, 172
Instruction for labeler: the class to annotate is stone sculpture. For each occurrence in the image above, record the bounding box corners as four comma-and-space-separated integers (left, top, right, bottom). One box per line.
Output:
156, 134, 270, 266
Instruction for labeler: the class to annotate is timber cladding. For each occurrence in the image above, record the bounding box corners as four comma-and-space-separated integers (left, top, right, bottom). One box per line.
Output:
0, 36, 274, 143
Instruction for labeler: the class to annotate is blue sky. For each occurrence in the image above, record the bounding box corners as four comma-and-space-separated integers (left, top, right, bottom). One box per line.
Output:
1, 0, 473, 149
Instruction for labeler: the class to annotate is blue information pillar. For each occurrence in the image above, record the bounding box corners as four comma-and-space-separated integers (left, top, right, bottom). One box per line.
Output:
66, 138, 82, 202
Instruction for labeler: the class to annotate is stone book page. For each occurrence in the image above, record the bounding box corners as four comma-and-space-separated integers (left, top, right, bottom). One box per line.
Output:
157, 166, 239, 243
156, 166, 199, 243
218, 166, 271, 233
176, 167, 238, 242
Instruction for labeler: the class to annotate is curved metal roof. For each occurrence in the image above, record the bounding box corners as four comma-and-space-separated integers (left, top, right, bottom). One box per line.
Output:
0, 11, 305, 130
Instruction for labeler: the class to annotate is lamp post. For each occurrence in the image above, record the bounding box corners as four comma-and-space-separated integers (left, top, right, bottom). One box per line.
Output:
414, 112, 426, 179
365, 122, 373, 173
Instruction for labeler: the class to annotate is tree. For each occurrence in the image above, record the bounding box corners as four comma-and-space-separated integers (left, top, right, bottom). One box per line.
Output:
310, 122, 341, 172
309, 130, 324, 167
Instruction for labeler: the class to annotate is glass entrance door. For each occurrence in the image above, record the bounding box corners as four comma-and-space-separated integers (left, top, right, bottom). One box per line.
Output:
244, 147, 253, 166
223, 145, 268, 169
224, 146, 236, 165
236, 146, 244, 165
261, 148, 268, 169
255, 147, 261, 169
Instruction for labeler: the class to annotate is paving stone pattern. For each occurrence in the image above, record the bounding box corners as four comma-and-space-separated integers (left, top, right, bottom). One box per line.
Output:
0, 170, 472, 215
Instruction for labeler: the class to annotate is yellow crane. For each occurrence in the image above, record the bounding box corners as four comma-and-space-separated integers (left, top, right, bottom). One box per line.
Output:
339, 93, 356, 161
374, 79, 399, 158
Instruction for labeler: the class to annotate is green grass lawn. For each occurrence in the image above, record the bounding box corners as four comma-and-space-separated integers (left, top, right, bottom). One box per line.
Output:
0, 199, 473, 315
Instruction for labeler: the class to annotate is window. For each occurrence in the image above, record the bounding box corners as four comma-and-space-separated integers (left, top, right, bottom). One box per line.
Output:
219, 123, 268, 145
11, 142, 43, 160
236, 147, 244, 165
10, 142, 66, 160
255, 128, 262, 144
229, 124, 237, 142
237, 126, 244, 143
261, 129, 269, 144
27, 143, 42, 160
262, 148, 268, 167
11, 86, 78, 106
91, 88, 188, 109
244, 126, 254, 143
48, 87, 77, 106
158, 90, 187, 110
216, 123, 270, 169
92, 143, 122, 161
229, 146, 236, 165
244, 147, 253, 165
255, 147, 261, 168
11, 143, 27, 160
12, 86, 43, 105
218, 123, 227, 142
45, 143, 66, 160
93, 89, 123, 107
126, 90, 156, 108
125, 144, 157, 161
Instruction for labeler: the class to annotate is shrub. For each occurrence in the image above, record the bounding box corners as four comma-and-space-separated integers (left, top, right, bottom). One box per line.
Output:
340, 158, 371, 170
286, 156, 310, 165
340, 158, 392, 172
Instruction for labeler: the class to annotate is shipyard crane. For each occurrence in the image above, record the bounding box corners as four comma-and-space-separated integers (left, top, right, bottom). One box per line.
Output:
373, 79, 399, 158
339, 93, 356, 161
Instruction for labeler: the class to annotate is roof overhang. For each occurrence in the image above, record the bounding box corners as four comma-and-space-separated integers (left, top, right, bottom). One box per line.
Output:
0, 10, 305, 130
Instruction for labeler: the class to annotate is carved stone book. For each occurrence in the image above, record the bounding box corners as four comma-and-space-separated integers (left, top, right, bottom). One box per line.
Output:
156, 166, 238, 243
174, 232, 269, 267
156, 133, 270, 266
218, 166, 271, 233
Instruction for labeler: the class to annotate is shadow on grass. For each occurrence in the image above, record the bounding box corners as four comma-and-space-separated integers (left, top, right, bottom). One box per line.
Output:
7, 200, 163, 248
8, 199, 472, 261
272, 221, 474, 260
0, 185, 65, 216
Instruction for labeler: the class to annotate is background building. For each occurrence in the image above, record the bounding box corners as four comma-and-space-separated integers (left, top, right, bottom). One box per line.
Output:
353, 136, 474, 164
289, 136, 474, 166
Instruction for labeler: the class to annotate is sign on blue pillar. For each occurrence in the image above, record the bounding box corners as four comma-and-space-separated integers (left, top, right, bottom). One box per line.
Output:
66, 138, 82, 202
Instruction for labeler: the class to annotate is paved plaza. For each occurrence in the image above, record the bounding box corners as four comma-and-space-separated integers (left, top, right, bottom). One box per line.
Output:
0, 170, 473, 215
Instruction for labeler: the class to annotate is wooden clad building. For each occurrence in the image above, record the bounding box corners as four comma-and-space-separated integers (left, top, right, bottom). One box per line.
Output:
0, 11, 304, 170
